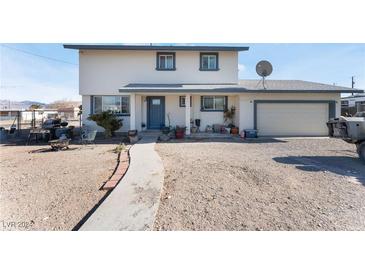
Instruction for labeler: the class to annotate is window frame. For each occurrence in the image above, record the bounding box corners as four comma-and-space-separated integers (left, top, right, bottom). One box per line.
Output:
341, 100, 349, 107
199, 52, 219, 71
156, 52, 176, 71
179, 96, 192, 107
92, 95, 130, 116
200, 96, 227, 112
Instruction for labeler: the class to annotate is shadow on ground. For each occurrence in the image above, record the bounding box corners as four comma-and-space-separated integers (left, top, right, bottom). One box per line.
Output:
29, 147, 79, 153
158, 137, 287, 144
273, 155, 365, 186
1, 136, 129, 147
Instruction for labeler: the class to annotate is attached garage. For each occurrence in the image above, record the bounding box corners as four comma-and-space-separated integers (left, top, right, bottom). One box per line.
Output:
254, 100, 336, 137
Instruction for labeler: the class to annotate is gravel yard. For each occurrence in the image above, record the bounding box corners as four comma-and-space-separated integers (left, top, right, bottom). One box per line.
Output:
0, 144, 118, 231
154, 138, 365, 231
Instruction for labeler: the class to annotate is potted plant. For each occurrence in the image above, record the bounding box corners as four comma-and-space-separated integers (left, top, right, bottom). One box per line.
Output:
206, 125, 213, 133
224, 106, 235, 124
175, 126, 186, 139
231, 126, 239, 135
224, 106, 239, 135
161, 126, 170, 135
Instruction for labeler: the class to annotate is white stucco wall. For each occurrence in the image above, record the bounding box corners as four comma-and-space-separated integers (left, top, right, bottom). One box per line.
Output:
135, 95, 142, 131
79, 50, 238, 94
238, 93, 341, 131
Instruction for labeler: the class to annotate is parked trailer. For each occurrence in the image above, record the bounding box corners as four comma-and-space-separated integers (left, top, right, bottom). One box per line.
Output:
327, 116, 365, 162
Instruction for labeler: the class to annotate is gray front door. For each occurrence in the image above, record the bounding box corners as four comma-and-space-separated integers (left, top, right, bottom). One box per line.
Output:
147, 96, 165, 129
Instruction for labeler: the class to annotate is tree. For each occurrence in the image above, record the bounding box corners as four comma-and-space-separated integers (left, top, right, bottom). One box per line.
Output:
77, 105, 82, 116
47, 100, 80, 109
29, 104, 41, 110
88, 111, 123, 137
77, 105, 82, 128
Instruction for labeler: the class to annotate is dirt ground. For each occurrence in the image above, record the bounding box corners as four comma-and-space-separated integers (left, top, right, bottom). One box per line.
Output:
0, 143, 118, 231
154, 138, 365, 231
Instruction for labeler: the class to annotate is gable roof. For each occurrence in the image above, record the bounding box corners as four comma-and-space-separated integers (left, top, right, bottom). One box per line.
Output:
119, 80, 363, 93
63, 44, 249, 52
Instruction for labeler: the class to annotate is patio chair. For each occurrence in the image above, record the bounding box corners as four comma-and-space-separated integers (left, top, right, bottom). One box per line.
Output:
81, 129, 97, 144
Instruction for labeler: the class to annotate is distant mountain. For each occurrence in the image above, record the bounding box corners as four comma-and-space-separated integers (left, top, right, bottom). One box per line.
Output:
0, 100, 46, 110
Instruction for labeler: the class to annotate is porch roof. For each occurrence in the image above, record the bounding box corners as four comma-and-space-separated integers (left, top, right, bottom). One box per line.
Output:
118, 80, 363, 93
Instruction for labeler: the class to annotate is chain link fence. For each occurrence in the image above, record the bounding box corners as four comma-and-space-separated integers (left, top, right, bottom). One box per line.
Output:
0, 110, 81, 137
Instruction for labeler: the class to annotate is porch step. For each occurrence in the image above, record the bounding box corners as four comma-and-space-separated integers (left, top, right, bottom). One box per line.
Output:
187, 133, 238, 139
140, 130, 161, 137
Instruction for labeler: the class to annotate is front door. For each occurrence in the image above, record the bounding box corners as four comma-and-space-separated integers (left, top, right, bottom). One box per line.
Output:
147, 96, 165, 129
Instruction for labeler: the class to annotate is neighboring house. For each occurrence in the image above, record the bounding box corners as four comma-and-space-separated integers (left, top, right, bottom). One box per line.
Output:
57, 107, 80, 120
0, 109, 58, 129
341, 94, 365, 116
0, 109, 58, 122
64, 44, 363, 137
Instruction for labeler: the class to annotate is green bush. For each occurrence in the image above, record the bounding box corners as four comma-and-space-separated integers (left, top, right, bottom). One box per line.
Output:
88, 111, 123, 137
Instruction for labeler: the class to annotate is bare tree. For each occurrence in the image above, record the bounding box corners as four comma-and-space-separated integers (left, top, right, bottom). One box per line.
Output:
47, 100, 80, 109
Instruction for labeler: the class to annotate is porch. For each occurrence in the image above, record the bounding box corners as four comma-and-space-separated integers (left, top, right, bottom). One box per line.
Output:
140, 130, 241, 140
128, 93, 240, 135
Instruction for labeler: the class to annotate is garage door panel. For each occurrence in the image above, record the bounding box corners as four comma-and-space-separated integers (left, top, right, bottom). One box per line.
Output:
257, 103, 329, 136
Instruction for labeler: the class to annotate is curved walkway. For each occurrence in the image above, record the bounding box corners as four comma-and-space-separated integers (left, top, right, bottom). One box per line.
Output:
80, 136, 164, 231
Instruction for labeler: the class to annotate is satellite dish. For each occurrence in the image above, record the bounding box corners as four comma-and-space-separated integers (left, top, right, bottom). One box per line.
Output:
256, 60, 273, 77
256, 60, 273, 89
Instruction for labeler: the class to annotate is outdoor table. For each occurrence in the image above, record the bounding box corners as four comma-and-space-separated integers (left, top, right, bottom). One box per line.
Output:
26, 128, 51, 145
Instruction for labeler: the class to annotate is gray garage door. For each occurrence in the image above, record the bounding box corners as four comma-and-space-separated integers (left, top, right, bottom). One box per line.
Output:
257, 103, 329, 136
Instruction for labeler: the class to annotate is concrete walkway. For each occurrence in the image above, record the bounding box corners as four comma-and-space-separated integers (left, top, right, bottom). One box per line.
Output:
80, 136, 164, 231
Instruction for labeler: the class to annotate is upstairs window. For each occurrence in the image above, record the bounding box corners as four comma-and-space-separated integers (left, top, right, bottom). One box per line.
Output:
200, 52, 219, 71
156, 52, 176, 70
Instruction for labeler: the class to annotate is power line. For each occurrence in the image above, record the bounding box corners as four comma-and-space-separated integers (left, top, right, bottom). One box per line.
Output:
1, 44, 78, 66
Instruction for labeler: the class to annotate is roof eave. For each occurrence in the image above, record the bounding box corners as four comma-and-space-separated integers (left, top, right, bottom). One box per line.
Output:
118, 88, 354, 93
63, 44, 249, 52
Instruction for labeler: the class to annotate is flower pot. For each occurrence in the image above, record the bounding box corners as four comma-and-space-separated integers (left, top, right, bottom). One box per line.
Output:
161, 127, 170, 135
191, 127, 197, 133
231, 127, 239, 135
175, 130, 185, 139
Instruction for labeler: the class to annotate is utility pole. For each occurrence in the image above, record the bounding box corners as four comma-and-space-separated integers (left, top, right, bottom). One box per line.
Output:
351, 76, 355, 95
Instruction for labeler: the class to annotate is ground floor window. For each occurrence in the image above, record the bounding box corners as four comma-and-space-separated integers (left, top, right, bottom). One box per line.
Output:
179, 96, 192, 107
201, 96, 227, 111
93, 96, 130, 115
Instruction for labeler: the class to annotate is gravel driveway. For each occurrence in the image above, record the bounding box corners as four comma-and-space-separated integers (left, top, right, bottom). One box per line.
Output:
0, 144, 118, 231
154, 138, 365, 231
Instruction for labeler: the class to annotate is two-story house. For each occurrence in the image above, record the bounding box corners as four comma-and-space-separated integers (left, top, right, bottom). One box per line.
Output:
64, 44, 362, 136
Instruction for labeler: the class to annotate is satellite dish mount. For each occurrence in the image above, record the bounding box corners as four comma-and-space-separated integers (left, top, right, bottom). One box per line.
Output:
256, 60, 273, 89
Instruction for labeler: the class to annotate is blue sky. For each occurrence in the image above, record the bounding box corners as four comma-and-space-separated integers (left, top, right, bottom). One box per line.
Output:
0, 43, 364, 103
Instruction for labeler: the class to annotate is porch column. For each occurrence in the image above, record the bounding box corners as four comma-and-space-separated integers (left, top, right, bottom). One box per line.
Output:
185, 94, 191, 135
130, 93, 136, 130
